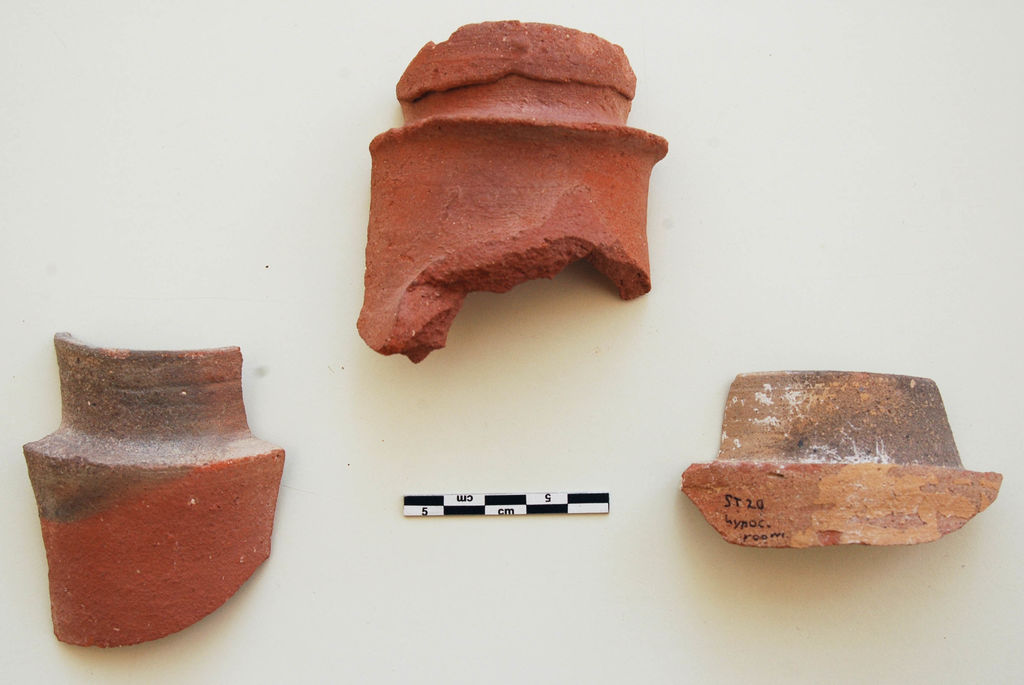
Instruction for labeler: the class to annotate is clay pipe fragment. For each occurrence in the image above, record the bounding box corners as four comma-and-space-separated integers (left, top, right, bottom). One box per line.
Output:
681, 371, 1002, 547
23, 333, 285, 646
358, 21, 668, 362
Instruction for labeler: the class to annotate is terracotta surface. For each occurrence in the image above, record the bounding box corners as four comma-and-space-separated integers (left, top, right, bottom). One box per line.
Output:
23, 333, 285, 646
359, 21, 668, 362
681, 372, 1002, 547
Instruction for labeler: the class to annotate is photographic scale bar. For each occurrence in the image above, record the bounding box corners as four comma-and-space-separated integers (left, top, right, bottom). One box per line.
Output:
404, 492, 610, 516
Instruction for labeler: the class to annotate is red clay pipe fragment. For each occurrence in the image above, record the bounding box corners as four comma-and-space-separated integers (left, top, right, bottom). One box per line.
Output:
358, 21, 668, 362
23, 333, 285, 646
681, 372, 1002, 547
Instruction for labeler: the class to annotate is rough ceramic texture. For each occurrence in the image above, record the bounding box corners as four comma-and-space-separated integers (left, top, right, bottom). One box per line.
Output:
23, 333, 285, 647
681, 372, 1001, 547
359, 21, 668, 362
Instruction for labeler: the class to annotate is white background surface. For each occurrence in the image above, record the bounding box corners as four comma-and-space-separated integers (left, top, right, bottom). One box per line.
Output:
2, 1, 1022, 683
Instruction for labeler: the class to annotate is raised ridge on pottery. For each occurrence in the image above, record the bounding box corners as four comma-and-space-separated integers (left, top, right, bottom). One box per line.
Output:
23, 333, 285, 647
358, 21, 668, 362
681, 371, 1002, 547
396, 21, 637, 102
396, 21, 637, 125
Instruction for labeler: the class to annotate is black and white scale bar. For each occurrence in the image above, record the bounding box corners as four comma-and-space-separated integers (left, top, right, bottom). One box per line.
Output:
403, 492, 609, 517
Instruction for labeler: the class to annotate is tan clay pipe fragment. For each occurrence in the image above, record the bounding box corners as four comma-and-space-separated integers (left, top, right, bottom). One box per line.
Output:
23, 333, 285, 646
682, 371, 1002, 547
358, 21, 668, 362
